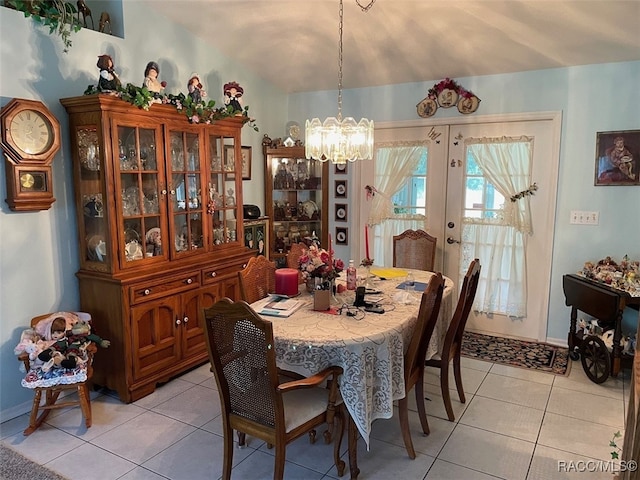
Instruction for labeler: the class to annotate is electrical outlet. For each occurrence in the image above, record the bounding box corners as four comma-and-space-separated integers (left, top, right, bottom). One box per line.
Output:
570, 210, 599, 225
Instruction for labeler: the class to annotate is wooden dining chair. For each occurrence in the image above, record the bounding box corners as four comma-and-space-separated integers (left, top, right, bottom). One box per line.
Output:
286, 242, 306, 284
238, 255, 277, 304
398, 273, 445, 459
17, 312, 99, 436
393, 229, 437, 272
202, 298, 347, 480
425, 259, 481, 421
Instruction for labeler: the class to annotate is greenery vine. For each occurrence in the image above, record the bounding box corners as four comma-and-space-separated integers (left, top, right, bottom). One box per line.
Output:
5, 0, 82, 53
610, 430, 622, 459
83, 83, 259, 132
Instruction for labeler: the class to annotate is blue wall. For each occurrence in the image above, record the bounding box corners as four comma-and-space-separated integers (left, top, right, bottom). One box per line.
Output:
1, 1, 638, 419
288, 61, 640, 343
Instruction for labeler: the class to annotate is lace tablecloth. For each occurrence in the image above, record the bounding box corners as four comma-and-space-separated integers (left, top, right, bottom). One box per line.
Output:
264, 269, 454, 448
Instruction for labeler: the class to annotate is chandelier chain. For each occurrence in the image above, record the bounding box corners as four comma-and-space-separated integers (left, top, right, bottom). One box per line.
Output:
356, 0, 376, 12
337, 0, 344, 122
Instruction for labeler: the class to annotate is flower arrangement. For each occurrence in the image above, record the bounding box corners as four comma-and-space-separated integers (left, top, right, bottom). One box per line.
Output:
298, 245, 344, 283
580, 255, 640, 295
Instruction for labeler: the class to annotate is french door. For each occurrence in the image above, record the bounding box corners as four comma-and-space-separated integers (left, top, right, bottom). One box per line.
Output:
444, 117, 560, 341
357, 113, 561, 341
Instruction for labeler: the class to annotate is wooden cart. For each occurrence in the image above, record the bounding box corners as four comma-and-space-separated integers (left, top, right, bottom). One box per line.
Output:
562, 274, 638, 383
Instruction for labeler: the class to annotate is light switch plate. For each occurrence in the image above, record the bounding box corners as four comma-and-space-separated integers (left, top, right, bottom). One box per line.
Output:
570, 210, 599, 225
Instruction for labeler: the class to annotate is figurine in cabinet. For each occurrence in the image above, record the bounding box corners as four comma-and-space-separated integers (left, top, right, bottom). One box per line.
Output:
97, 54, 121, 92
187, 73, 206, 103
142, 61, 167, 96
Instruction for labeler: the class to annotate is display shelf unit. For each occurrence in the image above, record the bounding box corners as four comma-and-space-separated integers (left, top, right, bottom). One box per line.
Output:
263, 144, 328, 267
61, 95, 255, 402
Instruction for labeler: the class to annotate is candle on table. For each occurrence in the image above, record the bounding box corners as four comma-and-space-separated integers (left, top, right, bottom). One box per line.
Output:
365, 225, 370, 260
328, 233, 333, 265
275, 268, 299, 296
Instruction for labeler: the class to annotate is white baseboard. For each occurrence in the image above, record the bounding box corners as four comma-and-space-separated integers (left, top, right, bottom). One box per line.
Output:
545, 336, 569, 348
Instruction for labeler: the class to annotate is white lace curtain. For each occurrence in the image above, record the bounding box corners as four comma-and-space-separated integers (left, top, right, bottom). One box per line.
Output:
463, 136, 534, 317
367, 142, 423, 226
367, 141, 425, 267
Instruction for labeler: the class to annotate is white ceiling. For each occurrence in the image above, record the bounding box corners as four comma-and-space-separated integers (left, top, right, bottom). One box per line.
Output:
151, 0, 640, 94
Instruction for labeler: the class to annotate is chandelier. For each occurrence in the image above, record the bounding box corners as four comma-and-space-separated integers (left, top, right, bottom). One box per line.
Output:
305, 0, 374, 165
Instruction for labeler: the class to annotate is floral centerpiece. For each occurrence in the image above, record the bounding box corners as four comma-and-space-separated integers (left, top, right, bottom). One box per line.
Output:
299, 245, 344, 291
580, 255, 640, 296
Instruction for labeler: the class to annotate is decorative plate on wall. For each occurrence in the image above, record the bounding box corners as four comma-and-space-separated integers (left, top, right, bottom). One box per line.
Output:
457, 95, 481, 114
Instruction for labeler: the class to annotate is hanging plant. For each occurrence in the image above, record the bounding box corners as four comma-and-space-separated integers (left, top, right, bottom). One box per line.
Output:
5, 0, 83, 53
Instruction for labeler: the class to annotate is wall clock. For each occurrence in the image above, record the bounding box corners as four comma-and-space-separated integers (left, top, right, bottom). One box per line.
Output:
1, 98, 60, 211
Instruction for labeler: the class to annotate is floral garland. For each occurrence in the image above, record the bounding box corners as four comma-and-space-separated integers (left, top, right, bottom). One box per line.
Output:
83, 83, 259, 131
427, 77, 476, 100
510, 183, 538, 202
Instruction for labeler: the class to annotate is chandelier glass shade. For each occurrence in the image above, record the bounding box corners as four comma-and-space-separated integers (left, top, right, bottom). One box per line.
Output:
305, 0, 374, 165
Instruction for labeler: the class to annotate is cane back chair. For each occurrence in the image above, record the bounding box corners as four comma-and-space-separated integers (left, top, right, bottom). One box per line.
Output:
202, 298, 347, 480
393, 229, 437, 272
238, 255, 277, 304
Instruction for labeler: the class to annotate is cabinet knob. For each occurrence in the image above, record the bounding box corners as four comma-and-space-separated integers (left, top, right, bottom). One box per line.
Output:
161, 189, 168, 195
175, 317, 181, 325
170, 189, 176, 195
143, 288, 151, 295
210, 271, 217, 277
242, 263, 247, 268
183, 315, 189, 324
186, 278, 193, 285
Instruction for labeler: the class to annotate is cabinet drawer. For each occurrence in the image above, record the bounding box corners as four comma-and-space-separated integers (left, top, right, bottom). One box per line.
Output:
202, 262, 246, 285
130, 272, 200, 304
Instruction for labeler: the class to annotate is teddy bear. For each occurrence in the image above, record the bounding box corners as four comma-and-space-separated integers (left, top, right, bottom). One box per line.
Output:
38, 319, 110, 370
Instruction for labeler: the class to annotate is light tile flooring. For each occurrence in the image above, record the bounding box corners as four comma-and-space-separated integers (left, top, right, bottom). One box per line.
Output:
0, 357, 631, 480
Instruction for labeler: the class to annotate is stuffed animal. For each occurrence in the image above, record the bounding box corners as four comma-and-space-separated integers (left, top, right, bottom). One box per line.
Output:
14, 328, 47, 372
38, 319, 110, 370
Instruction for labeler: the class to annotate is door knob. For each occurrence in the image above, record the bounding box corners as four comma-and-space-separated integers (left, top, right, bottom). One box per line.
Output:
447, 222, 455, 229
447, 237, 461, 244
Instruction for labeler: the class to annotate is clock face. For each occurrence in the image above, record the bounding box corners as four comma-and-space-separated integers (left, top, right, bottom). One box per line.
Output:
10, 109, 54, 155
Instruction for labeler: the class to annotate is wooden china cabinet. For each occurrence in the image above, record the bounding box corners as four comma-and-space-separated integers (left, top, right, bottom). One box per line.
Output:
61, 95, 255, 402
263, 144, 328, 267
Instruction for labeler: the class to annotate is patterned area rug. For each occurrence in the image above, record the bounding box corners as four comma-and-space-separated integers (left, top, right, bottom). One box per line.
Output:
462, 331, 570, 375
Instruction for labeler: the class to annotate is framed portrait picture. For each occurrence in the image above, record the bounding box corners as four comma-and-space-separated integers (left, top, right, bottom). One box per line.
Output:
335, 180, 347, 198
334, 163, 347, 175
224, 145, 252, 180
335, 203, 347, 222
594, 129, 640, 186
336, 227, 348, 245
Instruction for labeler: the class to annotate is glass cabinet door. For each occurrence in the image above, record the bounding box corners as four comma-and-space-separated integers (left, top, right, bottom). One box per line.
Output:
168, 130, 205, 255
207, 134, 241, 248
270, 155, 324, 258
76, 126, 108, 271
115, 124, 165, 267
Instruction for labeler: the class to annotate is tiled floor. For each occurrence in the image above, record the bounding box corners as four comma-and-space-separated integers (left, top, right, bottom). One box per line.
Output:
1, 357, 631, 480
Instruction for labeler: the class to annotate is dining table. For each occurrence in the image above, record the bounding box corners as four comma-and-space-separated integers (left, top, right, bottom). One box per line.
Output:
256, 267, 455, 450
